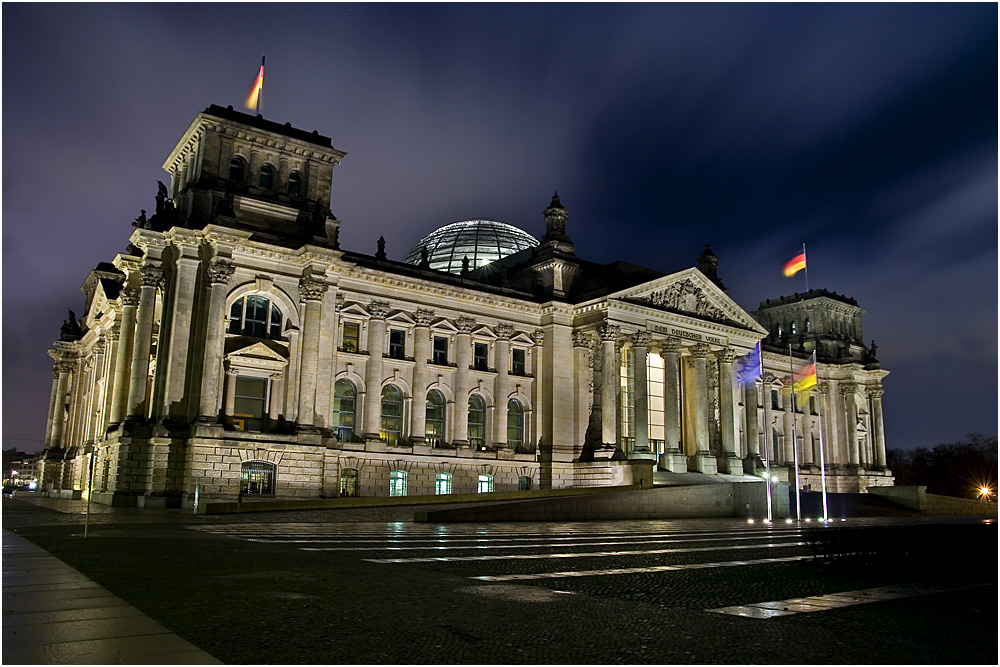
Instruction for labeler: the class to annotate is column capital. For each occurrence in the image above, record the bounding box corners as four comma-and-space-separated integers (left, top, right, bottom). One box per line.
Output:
140, 265, 165, 288
225, 367, 240, 377
716, 347, 738, 364
92, 337, 107, 355
456, 316, 476, 334
599, 323, 620, 342
866, 387, 884, 399
840, 382, 858, 396
531, 329, 545, 346
299, 278, 330, 303
691, 342, 711, 358
55, 360, 76, 375
494, 323, 514, 340
661, 337, 684, 354
630, 331, 652, 348
571, 330, 591, 348
414, 308, 435, 327
120, 287, 141, 307
206, 259, 235, 286
51, 367, 61, 380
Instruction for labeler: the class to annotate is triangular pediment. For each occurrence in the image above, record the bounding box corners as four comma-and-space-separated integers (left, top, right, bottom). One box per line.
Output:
226, 341, 289, 363
608, 268, 766, 333
339, 303, 371, 318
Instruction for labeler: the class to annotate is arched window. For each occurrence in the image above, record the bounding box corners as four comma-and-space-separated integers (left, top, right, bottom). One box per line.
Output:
468, 394, 486, 448
229, 156, 246, 182
477, 474, 494, 494
240, 461, 275, 496
380, 385, 403, 445
425, 390, 446, 446
229, 295, 282, 339
435, 472, 452, 495
259, 164, 275, 189
340, 468, 358, 497
775, 323, 783, 338
288, 171, 302, 196
790, 321, 797, 335
507, 399, 524, 450
804, 318, 811, 333
389, 470, 407, 497
333, 380, 356, 440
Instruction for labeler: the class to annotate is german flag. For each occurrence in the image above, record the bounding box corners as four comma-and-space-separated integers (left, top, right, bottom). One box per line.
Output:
783, 251, 806, 277
246, 56, 264, 111
792, 353, 817, 395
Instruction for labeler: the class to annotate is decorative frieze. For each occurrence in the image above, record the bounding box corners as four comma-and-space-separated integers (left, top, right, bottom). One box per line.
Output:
640, 278, 726, 320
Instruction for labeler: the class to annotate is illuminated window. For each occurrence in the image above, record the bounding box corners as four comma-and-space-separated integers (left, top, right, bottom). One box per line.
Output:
240, 460, 275, 496
775, 323, 783, 338
233, 377, 267, 432
342, 322, 360, 353
288, 171, 301, 196
468, 394, 486, 447
790, 321, 797, 335
432, 336, 448, 365
474, 342, 488, 370
388, 329, 406, 359
332, 380, 356, 440
426, 390, 446, 446
647, 352, 665, 449
380, 385, 403, 445
229, 156, 246, 182
229, 295, 282, 339
507, 399, 524, 450
477, 474, 494, 493
619, 348, 635, 443
518, 476, 532, 491
389, 470, 407, 497
511, 348, 525, 375
435, 472, 452, 495
804, 318, 811, 333
340, 468, 358, 497
259, 164, 275, 189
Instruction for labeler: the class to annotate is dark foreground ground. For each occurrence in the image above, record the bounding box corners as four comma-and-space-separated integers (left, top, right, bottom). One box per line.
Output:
3, 495, 996, 665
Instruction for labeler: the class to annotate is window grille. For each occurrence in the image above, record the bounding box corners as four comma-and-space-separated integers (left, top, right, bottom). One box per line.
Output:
240, 461, 276, 496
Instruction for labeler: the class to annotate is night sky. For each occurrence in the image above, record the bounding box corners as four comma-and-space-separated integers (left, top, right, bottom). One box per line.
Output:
3, 4, 996, 454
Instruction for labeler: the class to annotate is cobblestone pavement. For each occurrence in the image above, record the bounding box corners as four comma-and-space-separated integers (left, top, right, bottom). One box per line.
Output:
3, 495, 996, 664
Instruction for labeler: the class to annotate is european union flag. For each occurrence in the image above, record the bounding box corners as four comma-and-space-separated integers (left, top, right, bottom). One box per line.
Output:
736, 343, 762, 387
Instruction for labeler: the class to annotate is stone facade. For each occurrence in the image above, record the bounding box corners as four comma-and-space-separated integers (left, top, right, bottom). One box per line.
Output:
39, 105, 891, 508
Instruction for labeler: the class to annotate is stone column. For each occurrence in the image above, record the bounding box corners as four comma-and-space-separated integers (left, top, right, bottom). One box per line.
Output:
223, 367, 239, 419
841, 382, 860, 466
127, 265, 163, 419
101, 331, 119, 433
409, 309, 433, 443
659, 338, 687, 472
868, 387, 887, 468
361, 300, 389, 439
86, 339, 107, 443
297, 277, 330, 432
572, 331, 591, 457
530, 329, 545, 454
197, 259, 235, 422
629, 331, 656, 460
269, 373, 282, 421
43, 368, 61, 449
743, 380, 763, 474
599, 323, 619, 446
162, 253, 200, 419
688, 343, 717, 474
48, 362, 74, 449
109, 287, 140, 425
761, 373, 776, 468
452, 316, 476, 445
716, 348, 741, 474
493, 323, 514, 448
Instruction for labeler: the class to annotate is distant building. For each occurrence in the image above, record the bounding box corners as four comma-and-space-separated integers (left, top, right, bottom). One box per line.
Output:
38, 105, 891, 507
3, 448, 39, 487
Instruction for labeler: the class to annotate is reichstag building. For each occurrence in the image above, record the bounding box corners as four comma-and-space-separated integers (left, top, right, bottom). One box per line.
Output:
38, 105, 892, 507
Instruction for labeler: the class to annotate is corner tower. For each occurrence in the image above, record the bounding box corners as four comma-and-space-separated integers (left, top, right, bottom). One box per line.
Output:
159, 104, 347, 247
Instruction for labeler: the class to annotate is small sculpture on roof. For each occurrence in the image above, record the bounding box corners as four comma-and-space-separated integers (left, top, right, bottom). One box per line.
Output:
132, 209, 147, 228
60, 310, 83, 341
375, 236, 387, 260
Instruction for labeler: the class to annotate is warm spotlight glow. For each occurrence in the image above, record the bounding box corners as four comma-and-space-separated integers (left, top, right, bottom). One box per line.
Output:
805, 518, 812, 523
785, 518, 793, 524
747, 518, 755, 524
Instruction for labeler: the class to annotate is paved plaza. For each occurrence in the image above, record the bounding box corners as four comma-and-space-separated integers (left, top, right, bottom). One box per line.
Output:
3, 495, 997, 664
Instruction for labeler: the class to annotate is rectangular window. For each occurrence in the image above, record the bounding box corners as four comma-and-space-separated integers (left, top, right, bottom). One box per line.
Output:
388, 329, 405, 359
342, 322, 360, 353
647, 352, 665, 451
233, 377, 267, 432
809, 396, 816, 414
432, 336, 448, 365
511, 348, 525, 375
771, 389, 780, 410
474, 342, 489, 371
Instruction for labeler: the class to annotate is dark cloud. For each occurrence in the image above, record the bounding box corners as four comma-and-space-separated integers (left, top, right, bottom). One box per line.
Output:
3, 3, 995, 452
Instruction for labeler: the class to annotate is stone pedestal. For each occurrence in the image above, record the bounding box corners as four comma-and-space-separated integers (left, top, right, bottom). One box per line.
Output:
658, 451, 688, 473
688, 452, 718, 474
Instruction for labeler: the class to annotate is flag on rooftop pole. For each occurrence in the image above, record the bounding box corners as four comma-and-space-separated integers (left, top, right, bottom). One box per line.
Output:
783, 247, 807, 277
246, 55, 265, 114
735, 342, 763, 387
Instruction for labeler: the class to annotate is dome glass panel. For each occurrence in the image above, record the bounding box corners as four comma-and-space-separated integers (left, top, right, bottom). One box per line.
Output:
401, 219, 538, 274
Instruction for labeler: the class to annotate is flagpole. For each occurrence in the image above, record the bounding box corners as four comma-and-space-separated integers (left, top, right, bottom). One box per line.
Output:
802, 243, 808, 292
757, 376, 773, 523
815, 380, 829, 523
788, 345, 801, 521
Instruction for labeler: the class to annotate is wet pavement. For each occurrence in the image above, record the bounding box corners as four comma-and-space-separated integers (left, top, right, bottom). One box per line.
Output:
2, 494, 996, 664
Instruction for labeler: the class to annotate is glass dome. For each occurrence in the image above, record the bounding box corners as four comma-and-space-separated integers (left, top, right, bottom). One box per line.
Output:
401, 219, 538, 274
